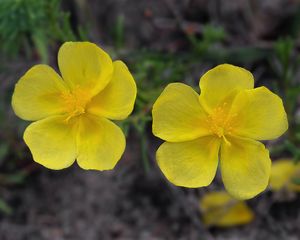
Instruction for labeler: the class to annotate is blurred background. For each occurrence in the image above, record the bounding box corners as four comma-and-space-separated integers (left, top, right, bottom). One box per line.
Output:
0, 0, 300, 239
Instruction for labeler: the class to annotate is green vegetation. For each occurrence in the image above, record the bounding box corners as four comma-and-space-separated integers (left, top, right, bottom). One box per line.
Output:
0, 0, 75, 62
0, 1, 300, 214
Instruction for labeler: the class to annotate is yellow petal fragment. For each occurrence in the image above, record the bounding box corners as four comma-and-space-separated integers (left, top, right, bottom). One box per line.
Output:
220, 137, 271, 200
156, 136, 220, 188
152, 83, 210, 142
270, 159, 300, 192
200, 191, 254, 227
12, 65, 68, 121
87, 60, 137, 120
58, 42, 113, 96
199, 64, 254, 112
230, 87, 288, 141
24, 116, 77, 170
76, 115, 126, 171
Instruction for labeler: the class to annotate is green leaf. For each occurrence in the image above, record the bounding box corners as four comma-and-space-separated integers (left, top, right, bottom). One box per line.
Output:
292, 178, 300, 185
0, 199, 12, 215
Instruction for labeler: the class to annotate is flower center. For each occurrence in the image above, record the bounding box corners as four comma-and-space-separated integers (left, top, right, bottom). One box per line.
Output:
61, 87, 91, 122
206, 102, 235, 139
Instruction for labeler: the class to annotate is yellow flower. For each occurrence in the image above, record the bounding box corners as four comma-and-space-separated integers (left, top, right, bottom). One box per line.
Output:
12, 42, 137, 170
270, 159, 300, 192
200, 191, 254, 227
152, 64, 288, 199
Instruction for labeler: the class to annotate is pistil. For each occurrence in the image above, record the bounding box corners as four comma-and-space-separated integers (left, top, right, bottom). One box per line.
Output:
61, 87, 91, 122
206, 102, 235, 142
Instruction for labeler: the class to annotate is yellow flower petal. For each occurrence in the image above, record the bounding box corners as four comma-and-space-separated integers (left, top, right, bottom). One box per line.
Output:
199, 64, 254, 112
58, 42, 113, 96
152, 83, 210, 142
200, 191, 254, 227
271, 161, 294, 190
12, 65, 68, 121
24, 116, 77, 170
156, 136, 220, 188
87, 61, 137, 120
229, 87, 288, 140
220, 137, 271, 200
76, 115, 125, 170
270, 159, 300, 192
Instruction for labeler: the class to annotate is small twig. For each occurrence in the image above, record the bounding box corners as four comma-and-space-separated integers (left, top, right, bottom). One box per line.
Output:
163, 0, 189, 34
254, 194, 288, 239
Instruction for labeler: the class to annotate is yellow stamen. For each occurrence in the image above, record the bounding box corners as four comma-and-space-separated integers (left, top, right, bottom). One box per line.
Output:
206, 102, 236, 142
61, 87, 91, 122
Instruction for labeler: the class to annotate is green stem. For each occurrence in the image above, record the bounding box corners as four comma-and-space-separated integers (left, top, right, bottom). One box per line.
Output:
134, 123, 151, 174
